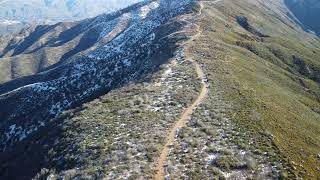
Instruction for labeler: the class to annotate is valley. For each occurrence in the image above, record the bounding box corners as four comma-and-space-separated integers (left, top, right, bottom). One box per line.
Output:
0, 0, 142, 34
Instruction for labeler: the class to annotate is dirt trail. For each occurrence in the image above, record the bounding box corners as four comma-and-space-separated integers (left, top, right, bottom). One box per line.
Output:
154, 2, 208, 180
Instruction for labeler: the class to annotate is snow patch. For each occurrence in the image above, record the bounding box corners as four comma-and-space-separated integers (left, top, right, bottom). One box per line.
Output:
139, 2, 160, 19
0, 20, 21, 25
32, 83, 57, 92
123, 59, 132, 67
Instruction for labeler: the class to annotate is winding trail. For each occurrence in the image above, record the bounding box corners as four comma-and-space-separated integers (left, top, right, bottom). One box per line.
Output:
154, 1, 209, 180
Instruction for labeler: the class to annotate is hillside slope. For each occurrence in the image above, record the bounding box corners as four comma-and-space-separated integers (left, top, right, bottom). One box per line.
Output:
0, 1, 147, 84
191, 0, 320, 178
0, 0, 199, 178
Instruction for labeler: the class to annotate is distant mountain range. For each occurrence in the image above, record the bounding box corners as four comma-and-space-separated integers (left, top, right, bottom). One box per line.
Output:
0, 0, 141, 33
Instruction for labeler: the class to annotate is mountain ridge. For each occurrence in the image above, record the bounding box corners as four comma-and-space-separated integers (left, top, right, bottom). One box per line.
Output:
0, 0, 196, 158
0, 0, 319, 179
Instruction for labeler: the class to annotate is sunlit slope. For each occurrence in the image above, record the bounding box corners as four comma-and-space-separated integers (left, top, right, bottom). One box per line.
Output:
195, 0, 320, 178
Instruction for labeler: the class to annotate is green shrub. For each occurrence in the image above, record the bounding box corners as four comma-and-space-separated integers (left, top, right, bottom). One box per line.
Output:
214, 155, 242, 171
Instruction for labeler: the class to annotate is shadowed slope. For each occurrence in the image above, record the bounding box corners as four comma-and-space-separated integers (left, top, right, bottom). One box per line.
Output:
0, 0, 198, 178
